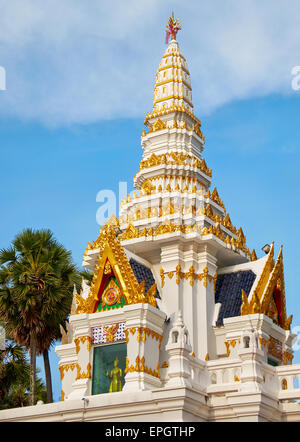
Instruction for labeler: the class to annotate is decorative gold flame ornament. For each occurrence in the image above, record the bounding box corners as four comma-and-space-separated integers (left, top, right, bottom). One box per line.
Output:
165, 12, 181, 43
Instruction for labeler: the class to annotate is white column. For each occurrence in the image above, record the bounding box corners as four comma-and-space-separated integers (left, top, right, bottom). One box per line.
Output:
123, 303, 166, 391
196, 247, 217, 360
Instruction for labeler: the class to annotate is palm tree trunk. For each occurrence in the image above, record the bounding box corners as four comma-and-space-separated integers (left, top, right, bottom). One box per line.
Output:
43, 349, 53, 403
29, 331, 36, 406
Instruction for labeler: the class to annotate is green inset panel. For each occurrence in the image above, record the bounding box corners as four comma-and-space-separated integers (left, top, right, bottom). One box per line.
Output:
92, 342, 127, 395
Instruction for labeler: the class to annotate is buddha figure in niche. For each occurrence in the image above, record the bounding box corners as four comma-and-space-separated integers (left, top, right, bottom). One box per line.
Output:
106, 356, 123, 393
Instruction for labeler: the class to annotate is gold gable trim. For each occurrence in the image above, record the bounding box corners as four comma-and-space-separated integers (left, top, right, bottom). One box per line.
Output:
241, 243, 292, 330
76, 223, 157, 314
260, 246, 292, 330
252, 242, 275, 302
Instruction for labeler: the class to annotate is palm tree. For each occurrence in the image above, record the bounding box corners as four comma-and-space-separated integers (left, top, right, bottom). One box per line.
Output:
0, 228, 80, 405
0, 324, 47, 409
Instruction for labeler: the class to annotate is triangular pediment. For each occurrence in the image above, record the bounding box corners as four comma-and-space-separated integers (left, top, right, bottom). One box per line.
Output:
240, 243, 292, 330
75, 224, 157, 314
260, 246, 292, 330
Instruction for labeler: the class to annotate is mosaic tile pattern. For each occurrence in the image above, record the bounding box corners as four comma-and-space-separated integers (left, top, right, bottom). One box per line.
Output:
92, 322, 126, 345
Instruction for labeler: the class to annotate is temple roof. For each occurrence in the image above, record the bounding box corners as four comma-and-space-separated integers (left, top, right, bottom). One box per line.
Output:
215, 270, 256, 326
215, 244, 293, 330
129, 258, 160, 299
77, 224, 158, 314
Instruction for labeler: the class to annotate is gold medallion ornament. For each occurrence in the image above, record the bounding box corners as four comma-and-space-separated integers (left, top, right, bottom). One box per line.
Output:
102, 279, 121, 307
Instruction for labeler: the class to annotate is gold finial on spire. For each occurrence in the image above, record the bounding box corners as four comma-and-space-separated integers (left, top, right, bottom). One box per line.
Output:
165, 12, 181, 44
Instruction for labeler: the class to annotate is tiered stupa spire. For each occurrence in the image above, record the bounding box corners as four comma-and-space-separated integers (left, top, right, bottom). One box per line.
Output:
115, 15, 252, 263
152, 37, 193, 114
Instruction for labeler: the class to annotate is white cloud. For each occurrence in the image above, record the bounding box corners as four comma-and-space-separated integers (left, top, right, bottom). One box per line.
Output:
0, 0, 299, 126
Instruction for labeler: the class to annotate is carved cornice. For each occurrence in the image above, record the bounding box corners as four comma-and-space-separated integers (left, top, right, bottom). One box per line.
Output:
144, 103, 201, 127
120, 222, 251, 258
137, 152, 211, 177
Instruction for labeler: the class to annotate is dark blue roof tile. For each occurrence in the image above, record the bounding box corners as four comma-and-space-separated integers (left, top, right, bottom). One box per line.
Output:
215, 270, 256, 326
129, 258, 160, 299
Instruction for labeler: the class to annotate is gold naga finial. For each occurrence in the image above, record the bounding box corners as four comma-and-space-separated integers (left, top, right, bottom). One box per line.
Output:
165, 12, 181, 44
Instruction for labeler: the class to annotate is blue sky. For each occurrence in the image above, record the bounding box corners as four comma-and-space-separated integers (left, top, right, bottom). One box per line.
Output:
0, 1, 300, 402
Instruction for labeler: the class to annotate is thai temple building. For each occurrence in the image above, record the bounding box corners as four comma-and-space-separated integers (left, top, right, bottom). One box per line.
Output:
2, 14, 300, 422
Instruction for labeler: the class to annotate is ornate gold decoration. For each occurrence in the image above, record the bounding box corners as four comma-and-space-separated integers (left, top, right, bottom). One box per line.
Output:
210, 187, 225, 210
124, 329, 129, 344
282, 379, 287, 390
165, 12, 181, 42
102, 279, 122, 308
59, 363, 76, 381
168, 271, 174, 279
241, 244, 291, 330
127, 327, 162, 349
240, 290, 250, 316
213, 272, 217, 293
144, 103, 201, 128
160, 268, 165, 288
192, 123, 203, 140
198, 266, 213, 288
176, 264, 182, 285
119, 219, 250, 259
153, 92, 193, 108
121, 224, 140, 241
161, 361, 169, 368
124, 356, 160, 378
253, 242, 274, 298
80, 223, 157, 313
104, 260, 112, 275
138, 151, 212, 177
205, 353, 209, 361
73, 336, 91, 354
75, 292, 95, 316
283, 351, 293, 365
224, 341, 230, 357
234, 375, 240, 382
76, 363, 91, 380
160, 264, 215, 288
141, 179, 156, 196
220, 213, 236, 234
150, 118, 167, 132
61, 390, 65, 402
260, 246, 291, 330
186, 266, 196, 287
250, 249, 258, 261
103, 324, 119, 342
